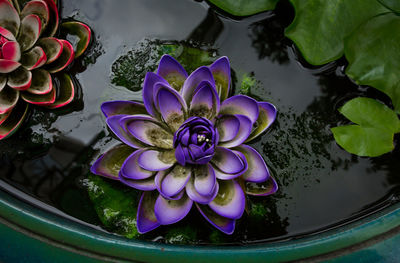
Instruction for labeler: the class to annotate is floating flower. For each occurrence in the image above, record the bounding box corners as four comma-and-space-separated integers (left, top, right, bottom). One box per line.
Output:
91, 55, 278, 234
0, 0, 91, 140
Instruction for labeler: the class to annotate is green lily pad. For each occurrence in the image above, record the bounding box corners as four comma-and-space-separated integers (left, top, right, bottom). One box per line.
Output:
379, 0, 400, 13
345, 13, 400, 113
285, 0, 388, 65
207, 0, 279, 16
331, 97, 400, 157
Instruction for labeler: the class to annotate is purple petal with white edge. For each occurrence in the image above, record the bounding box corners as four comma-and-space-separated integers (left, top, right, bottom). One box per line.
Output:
219, 95, 259, 124
120, 149, 154, 180
0, 59, 20, 73
101, 101, 147, 118
209, 179, 245, 219
143, 72, 169, 118
17, 14, 41, 52
0, 87, 19, 114
46, 40, 75, 73
218, 115, 252, 148
26, 69, 52, 95
211, 147, 245, 174
186, 176, 219, 204
194, 163, 216, 196
174, 144, 186, 166
20, 0, 50, 28
160, 165, 191, 198
125, 115, 173, 149
154, 193, 193, 225
157, 55, 187, 91
137, 191, 160, 234
212, 150, 248, 180
0, 26, 16, 41
209, 56, 231, 101
154, 170, 186, 201
216, 115, 239, 142
0, 100, 29, 140
189, 81, 220, 119
106, 115, 146, 149
119, 173, 156, 191
245, 176, 278, 196
7, 67, 32, 91
90, 144, 134, 180
156, 84, 186, 131
20, 46, 47, 70
234, 145, 270, 183
2, 41, 20, 61
246, 102, 277, 142
181, 66, 215, 106
138, 149, 176, 172
37, 37, 63, 64
0, 0, 20, 36
196, 204, 235, 235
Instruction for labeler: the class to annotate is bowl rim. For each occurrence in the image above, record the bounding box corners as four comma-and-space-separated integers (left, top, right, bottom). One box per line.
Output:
0, 183, 400, 263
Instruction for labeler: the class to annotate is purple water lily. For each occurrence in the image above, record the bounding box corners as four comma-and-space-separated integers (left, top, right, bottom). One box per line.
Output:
91, 55, 278, 234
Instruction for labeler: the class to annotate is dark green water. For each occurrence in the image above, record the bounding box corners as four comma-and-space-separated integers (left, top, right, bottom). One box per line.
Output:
0, 0, 399, 244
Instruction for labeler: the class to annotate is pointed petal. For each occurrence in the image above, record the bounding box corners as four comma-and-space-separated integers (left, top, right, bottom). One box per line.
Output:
138, 149, 175, 172
245, 176, 278, 196
234, 145, 270, 183
194, 163, 216, 196
218, 115, 252, 148
20, 0, 50, 29
25, 69, 52, 94
181, 66, 215, 106
119, 173, 156, 191
211, 147, 245, 174
0, 26, 16, 41
157, 55, 187, 91
0, 100, 28, 140
60, 21, 91, 58
2, 41, 20, 61
101, 100, 147, 118
160, 165, 191, 198
90, 144, 134, 180
189, 81, 220, 119
20, 46, 47, 70
216, 115, 239, 142
0, 59, 20, 73
137, 191, 160, 234
186, 176, 219, 204
21, 85, 55, 105
0, 0, 20, 36
220, 95, 259, 124
41, 0, 59, 37
156, 84, 186, 131
124, 115, 173, 149
120, 149, 154, 180
154, 193, 193, 225
7, 67, 32, 90
196, 204, 235, 235
246, 102, 277, 142
46, 73, 74, 109
37, 37, 63, 64
106, 115, 146, 149
0, 87, 18, 114
209, 180, 245, 219
17, 14, 41, 51
209, 56, 231, 101
46, 40, 75, 73
143, 72, 169, 118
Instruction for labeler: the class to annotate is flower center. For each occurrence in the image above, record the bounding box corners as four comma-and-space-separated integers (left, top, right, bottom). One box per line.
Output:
173, 117, 218, 166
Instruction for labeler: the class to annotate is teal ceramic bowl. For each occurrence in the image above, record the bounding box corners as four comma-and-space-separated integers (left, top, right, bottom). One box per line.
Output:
0, 185, 399, 263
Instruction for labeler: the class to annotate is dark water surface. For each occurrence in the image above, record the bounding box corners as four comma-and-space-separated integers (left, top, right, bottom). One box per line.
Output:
1, 0, 399, 244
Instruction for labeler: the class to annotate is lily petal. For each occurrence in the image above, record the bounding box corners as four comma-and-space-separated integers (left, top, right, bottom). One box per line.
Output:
21, 85, 55, 105
157, 54, 187, 91
60, 21, 91, 58
234, 145, 270, 183
211, 147, 245, 175
120, 149, 154, 180
143, 72, 169, 118
209, 180, 245, 219
189, 81, 220, 119
156, 84, 186, 131
20, 0, 50, 29
245, 176, 278, 196
0, 59, 20, 73
7, 67, 32, 90
209, 56, 231, 101
46, 40, 75, 73
106, 115, 146, 149
0, 101, 28, 140
154, 170, 186, 201
186, 176, 219, 204
0, 74, 5, 92
196, 204, 235, 235
219, 95, 259, 124
194, 163, 216, 196
154, 193, 193, 225
46, 74, 75, 109
2, 41, 20, 61
216, 115, 239, 142
160, 165, 191, 198
20, 46, 47, 70
138, 149, 176, 172
0, 0, 20, 36
181, 66, 215, 106
218, 115, 252, 148
37, 37, 63, 64
90, 144, 134, 180
119, 173, 156, 191
25, 69, 52, 95
0, 26, 16, 41
41, 0, 59, 37
101, 100, 147, 118
246, 102, 277, 142
137, 191, 160, 234
0, 87, 18, 114
17, 14, 41, 51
